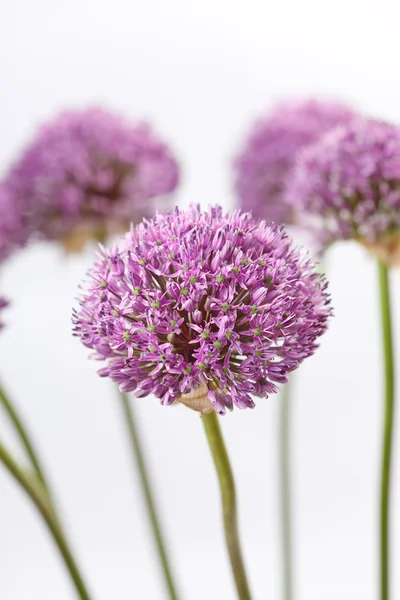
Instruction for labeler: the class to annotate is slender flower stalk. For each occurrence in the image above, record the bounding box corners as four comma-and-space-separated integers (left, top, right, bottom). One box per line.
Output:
378, 261, 395, 600
0, 382, 53, 495
118, 389, 180, 600
202, 410, 252, 600
279, 382, 294, 600
0, 439, 92, 600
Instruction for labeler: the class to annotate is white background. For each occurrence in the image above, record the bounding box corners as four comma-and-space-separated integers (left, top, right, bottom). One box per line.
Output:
1, 0, 400, 598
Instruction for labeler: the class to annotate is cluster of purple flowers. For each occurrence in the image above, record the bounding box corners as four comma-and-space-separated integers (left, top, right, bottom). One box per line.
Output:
287, 118, 400, 262
5, 108, 179, 250
234, 99, 355, 224
73, 206, 331, 414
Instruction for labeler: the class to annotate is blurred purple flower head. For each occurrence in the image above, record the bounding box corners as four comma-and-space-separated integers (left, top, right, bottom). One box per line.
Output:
287, 117, 400, 265
234, 99, 356, 225
5, 108, 180, 251
73, 205, 331, 415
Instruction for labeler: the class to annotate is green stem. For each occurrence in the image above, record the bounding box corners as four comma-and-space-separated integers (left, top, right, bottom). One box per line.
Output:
202, 411, 252, 600
0, 381, 62, 525
0, 382, 49, 490
118, 390, 180, 600
279, 382, 293, 600
0, 439, 93, 600
378, 261, 395, 600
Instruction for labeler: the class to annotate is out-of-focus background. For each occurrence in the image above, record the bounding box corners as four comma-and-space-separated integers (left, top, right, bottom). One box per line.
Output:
1, 0, 400, 598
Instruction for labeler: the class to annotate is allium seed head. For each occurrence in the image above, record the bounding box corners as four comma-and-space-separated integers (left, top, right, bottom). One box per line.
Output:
73, 205, 331, 414
234, 99, 355, 225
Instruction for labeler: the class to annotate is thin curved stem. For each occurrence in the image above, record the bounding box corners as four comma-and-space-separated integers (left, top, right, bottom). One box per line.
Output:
0, 381, 62, 523
0, 439, 93, 600
202, 411, 252, 600
0, 382, 49, 489
378, 261, 395, 600
279, 382, 294, 600
118, 390, 180, 600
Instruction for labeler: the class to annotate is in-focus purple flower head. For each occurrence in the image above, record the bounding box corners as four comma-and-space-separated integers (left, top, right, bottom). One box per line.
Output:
287, 117, 400, 265
234, 99, 356, 225
73, 205, 331, 415
5, 107, 180, 252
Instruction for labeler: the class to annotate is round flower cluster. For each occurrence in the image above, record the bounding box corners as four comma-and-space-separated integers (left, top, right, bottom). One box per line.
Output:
5, 108, 180, 251
234, 99, 355, 225
73, 206, 331, 414
287, 118, 400, 263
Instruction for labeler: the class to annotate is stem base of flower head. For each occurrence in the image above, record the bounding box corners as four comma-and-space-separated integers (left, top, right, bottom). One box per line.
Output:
177, 385, 214, 414
358, 234, 400, 267
61, 225, 104, 253
61, 222, 131, 253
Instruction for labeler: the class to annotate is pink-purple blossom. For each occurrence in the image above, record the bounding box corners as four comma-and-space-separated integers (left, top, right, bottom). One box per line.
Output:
73, 206, 331, 414
234, 99, 356, 224
287, 117, 400, 260
5, 108, 180, 249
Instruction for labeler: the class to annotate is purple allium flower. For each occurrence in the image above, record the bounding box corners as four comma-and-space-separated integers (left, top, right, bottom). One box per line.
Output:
287, 118, 400, 264
73, 205, 331, 414
5, 108, 180, 251
234, 99, 356, 225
